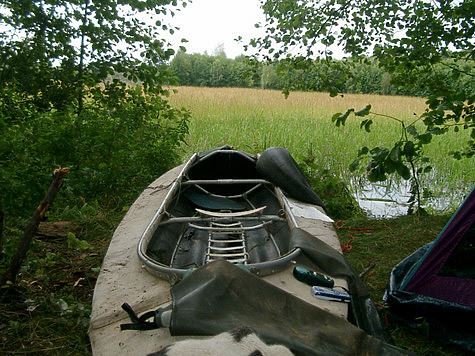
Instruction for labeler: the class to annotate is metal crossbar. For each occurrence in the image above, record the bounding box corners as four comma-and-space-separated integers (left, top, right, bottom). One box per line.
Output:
189, 222, 270, 232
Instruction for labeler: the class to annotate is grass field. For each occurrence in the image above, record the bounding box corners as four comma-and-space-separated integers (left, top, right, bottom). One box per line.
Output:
170, 86, 474, 209
1, 86, 472, 355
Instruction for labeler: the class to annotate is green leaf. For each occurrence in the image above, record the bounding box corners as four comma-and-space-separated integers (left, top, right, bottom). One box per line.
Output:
332, 112, 342, 122
364, 119, 373, 132
403, 141, 416, 157
417, 133, 432, 144
349, 159, 360, 172
383, 159, 396, 174
165, 48, 175, 57
396, 163, 411, 180
389, 144, 401, 162
368, 167, 387, 182
358, 146, 369, 156
354, 104, 371, 117
67, 233, 91, 251
332, 109, 354, 127
406, 126, 418, 137
370, 146, 389, 161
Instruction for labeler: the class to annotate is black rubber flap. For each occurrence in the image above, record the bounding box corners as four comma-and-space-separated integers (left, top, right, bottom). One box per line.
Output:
170, 260, 407, 355
256, 147, 325, 208
385, 243, 475, 352
290, 228, 386, 338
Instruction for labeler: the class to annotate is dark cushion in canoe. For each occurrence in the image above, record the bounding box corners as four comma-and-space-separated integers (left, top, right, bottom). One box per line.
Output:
184, 189, 246, 211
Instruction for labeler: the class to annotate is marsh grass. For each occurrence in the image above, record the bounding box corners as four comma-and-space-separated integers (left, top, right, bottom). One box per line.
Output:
170, 86, 473, 208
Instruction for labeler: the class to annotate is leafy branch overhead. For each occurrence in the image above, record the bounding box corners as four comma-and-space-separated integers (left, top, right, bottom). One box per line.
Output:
252, 0, 474, 211
0, 0, 190, 109
252, 0, 474, 154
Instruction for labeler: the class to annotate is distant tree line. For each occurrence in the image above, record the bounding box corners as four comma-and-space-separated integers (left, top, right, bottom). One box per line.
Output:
170, 51, 474, 97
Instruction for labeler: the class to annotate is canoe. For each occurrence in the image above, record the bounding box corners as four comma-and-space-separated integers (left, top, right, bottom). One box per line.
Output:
138, 146, 330, 280
89, 147, 399, 355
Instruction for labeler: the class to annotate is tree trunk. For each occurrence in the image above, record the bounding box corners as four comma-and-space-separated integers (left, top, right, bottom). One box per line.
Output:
77, 0, 90, 115
0, 168, 70, 286
0, 209, 4, 257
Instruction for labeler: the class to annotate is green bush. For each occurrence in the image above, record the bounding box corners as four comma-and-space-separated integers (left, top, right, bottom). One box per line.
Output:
300, 157, 363, 220
0, 84, 189, 217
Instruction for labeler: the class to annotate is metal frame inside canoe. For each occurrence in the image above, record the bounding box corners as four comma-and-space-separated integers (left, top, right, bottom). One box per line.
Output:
90, 148, 349, 355
137, 150, 302, 280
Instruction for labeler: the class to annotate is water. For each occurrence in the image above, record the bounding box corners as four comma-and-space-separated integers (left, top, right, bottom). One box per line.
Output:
352, 179, 470, 218
353, 181, 411, 218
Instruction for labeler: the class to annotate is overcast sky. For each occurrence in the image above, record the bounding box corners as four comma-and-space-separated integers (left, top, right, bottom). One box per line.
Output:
168, 0, 265, 58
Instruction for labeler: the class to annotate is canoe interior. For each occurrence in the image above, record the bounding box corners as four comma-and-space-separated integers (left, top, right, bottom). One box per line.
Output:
144, 150, 295, 275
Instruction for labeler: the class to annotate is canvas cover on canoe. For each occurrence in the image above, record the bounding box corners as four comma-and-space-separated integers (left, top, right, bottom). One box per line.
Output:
385, 187, 475, 351
122, 227, 408, 354
167, 260, 405, 356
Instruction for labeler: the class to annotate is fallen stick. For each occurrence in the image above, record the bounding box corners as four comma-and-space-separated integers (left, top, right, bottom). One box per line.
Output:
0, 167, 70, 286
359, 262, 376, 278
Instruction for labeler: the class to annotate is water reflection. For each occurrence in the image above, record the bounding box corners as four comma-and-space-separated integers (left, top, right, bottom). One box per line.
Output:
351, 179, 471, 218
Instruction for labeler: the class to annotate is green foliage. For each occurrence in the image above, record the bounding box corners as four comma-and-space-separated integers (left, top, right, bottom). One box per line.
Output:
0, 0, 190, 352
1, 181, 123, 353
0, 0, 189, 284
300, 153, 363, 220
0, 0, 186, 109
170, 51, 261, 88
170, 51, 472, 99
341, 107, 434, 212
0, 0, 190, 216
2, 293, 92, 353
66, 233, 91, 251
252, 0, 475, 212
0, 86, 189, 217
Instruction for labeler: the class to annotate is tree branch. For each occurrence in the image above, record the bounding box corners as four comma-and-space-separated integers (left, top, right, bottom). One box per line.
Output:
0, 167, 70, 286
370, 111, 405, 124
439, 61, 475, 78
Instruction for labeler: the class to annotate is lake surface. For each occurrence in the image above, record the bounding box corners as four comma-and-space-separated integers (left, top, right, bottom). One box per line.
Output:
352, 179, 471, 218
